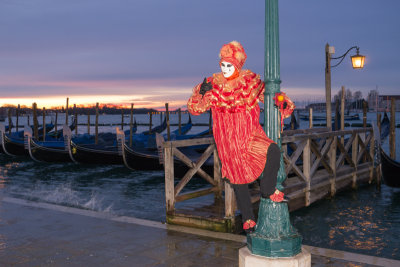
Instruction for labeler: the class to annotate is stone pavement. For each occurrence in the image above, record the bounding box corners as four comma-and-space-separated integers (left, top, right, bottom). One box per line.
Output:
1, 197, 399, 267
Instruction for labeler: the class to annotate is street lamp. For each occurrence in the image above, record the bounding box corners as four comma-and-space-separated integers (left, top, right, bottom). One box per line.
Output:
325, 44, 365, 128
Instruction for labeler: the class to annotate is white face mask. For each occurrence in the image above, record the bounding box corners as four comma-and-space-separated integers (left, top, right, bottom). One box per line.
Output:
220, 61, 235, 78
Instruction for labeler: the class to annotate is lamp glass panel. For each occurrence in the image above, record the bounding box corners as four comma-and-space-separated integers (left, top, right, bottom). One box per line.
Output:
351, 55, 365, 69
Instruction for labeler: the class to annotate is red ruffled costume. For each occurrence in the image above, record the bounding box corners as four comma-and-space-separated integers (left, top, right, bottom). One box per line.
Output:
188, 41, 294, 186
188, 70, 271, 184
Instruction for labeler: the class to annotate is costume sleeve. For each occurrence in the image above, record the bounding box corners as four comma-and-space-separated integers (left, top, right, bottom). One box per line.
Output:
280, 93, 295, 119
240, 71, 265, 108
187, 78, 213, 115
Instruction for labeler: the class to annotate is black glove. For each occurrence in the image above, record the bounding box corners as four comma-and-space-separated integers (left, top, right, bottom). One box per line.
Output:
199, 77, 212, 96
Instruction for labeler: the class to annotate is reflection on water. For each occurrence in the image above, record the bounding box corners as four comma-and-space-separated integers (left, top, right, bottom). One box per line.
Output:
291, 185, 400, 260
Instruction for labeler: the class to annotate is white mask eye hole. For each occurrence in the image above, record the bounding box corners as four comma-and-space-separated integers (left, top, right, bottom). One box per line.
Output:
220, 61, 235, 78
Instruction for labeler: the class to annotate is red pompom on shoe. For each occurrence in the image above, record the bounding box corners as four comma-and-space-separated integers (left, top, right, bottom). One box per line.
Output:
270, 189, 285, 202
243, 219, 256, 233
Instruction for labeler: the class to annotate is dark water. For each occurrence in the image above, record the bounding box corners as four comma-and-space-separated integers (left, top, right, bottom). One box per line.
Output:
291, 184, 400, 260
1, 112, 400, 260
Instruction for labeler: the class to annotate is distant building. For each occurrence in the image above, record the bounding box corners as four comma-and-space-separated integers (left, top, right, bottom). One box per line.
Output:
378, 95, 400, 112
367, 90, 400, 111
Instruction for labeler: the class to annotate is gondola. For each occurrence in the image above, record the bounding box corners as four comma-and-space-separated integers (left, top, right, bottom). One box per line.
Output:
64, 117, 168, 165
116, 128, 213, 177
0, 122, 54, 156
380, 148, 400, 188
24, 123, 76, 163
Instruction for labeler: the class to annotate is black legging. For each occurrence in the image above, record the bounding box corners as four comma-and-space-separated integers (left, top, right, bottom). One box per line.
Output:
232, 143, 281, 223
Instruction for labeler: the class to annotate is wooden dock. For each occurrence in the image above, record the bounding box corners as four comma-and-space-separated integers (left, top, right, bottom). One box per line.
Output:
160, 126, 377, 233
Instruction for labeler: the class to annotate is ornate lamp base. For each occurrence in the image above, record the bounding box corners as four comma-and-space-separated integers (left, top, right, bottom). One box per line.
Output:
247, 198, 302, 257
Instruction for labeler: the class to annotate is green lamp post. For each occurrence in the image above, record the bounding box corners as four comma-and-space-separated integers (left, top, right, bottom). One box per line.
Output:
246, 0, 302, 257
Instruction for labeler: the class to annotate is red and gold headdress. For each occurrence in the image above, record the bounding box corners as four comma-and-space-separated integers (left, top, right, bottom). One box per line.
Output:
219, 41, 247, 71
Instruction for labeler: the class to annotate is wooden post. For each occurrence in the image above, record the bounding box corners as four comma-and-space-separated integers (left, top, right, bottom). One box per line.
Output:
334, 99, 340, 131
148, 113, 152, 134
377, 113, 382, 136
65, 97, 69, 125
32, 103, 38, 140
290, 112, 295, 130
303, 138, 311, 206
164, 143, 175, 213
224, 182, 235, 218
129, 103, 134, 147
16, 104, 20, 132
209, 110, 212, 134
369, 132, 375, 184
352, 133, 358, 189
329, 136, 337, 196
340, 86, 345, 131
325, 43, 332, 130
165, 103, 170, 141
363, 101, 367, 128
55, 110, 58, 133
42, 107, 46, 141
213, 146, 222, 199
27, 115, 30, 126
95, 102, 99, 145
178, 108, 182, 135
390, 98, 396, 159
87, 110, 90, 134
121, 108, 124, 130
308, 108, 313, 128
74, 104, 78, 135
7, 108, 12, 134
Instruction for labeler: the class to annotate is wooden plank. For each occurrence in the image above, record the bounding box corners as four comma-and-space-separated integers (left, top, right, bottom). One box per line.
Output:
329, 136, 337, 196
175, 187, 218, 202
284, 140, 307, 175
356, 133, 373, 163
164, 146, 175, 213
174, 145, 214, 197
336, 134, 355, 168
164, 137, 214, 148
282, 128, 372, 143
281, 127, 329, 137
213, 147, 222, 199
224, 182, 235, 218
310, 138, 333, 177
172, 147, 216, 186
352, 133, 358, 189
303, 138, 311, 206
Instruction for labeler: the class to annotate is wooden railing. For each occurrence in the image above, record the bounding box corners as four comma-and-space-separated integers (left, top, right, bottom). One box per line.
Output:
161, 136, 237, 218
282, 127, 375, 209
161, 127, 376, 221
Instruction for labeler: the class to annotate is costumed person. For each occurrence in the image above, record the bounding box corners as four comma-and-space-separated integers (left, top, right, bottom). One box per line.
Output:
187, 41, 295, 233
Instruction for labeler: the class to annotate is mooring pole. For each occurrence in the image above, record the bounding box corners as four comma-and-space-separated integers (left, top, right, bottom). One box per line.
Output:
55, 110, 58, 133
95, 103, 99, 145
65, 97, 69, 125
246, 0, 303, 258
42, 107, 46, 141
16, 104, 20, 132
165, 103, 170, 141
7, 109, 12, 135
32, 103, 39, 140
390, 98, 396, 159
121, 108, 124, 130
74, 104, 78, 135
129, 103, 134, 147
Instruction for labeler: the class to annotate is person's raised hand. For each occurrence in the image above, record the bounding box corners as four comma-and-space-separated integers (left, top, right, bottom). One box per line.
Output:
199, 77, 212, 96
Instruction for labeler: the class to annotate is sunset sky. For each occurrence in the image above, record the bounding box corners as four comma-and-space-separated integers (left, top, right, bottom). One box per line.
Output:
1, 0, 399, 109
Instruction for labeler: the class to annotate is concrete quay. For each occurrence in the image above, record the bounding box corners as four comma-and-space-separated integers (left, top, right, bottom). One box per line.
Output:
0, 196, 399, 267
